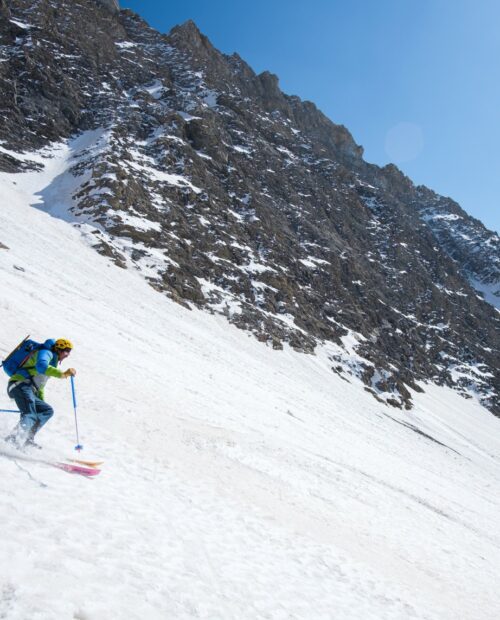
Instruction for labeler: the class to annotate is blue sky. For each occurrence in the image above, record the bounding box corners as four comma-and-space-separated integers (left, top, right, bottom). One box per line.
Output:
122, 0, 499, 233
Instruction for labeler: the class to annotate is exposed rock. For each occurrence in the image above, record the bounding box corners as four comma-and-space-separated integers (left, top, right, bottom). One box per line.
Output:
95, 0, 120, 15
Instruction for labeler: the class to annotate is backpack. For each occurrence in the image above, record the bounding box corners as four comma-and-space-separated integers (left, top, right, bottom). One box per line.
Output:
1, 336, 44, 378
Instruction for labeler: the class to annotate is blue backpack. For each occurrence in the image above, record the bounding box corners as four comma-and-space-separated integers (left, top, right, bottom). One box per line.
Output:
1, 336, 44, 378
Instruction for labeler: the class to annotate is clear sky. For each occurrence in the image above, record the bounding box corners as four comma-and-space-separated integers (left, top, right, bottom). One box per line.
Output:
121, 0, 499, 233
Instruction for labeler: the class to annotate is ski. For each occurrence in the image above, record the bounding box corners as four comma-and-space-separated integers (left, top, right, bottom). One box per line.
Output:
1, 447, 101, 477
53, 462, 101, 477
67, 458, 104, 468
0, 334, 30, 369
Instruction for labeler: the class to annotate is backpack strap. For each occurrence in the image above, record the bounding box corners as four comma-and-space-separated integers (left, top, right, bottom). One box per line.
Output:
16, 347, 42, 380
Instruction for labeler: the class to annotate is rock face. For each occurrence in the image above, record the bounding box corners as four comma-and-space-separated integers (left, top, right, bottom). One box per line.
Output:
96, 0, 120, 15
1, 0, 499, 415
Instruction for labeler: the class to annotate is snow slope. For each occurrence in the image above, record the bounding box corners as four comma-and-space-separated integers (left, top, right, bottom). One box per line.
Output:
1, 147, 500, 619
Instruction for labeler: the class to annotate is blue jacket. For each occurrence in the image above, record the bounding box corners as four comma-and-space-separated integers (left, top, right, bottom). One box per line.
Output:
10, 339, 63, 399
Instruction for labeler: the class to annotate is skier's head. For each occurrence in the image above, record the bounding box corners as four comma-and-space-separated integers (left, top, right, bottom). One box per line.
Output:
54, 338, 73, 361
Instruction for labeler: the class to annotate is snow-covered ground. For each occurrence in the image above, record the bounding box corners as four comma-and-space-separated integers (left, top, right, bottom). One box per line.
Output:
1, 147, 500, 620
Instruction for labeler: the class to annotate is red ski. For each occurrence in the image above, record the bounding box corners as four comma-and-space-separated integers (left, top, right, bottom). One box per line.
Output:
53, 462, 101, 477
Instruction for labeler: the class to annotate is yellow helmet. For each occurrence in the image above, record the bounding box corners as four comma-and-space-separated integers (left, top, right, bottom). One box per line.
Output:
54, 338, 73, 351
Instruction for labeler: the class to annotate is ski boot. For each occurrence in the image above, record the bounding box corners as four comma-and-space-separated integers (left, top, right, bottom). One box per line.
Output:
4, 433, 23, 449
24, 437, 42, 450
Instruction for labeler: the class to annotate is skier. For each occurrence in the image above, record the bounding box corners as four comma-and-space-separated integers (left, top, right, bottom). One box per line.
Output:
5, 338, 76, 449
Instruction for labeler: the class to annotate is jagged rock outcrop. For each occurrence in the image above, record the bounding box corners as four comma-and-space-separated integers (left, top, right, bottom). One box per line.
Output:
1, 0, 499, 415
96, 0, 120, 15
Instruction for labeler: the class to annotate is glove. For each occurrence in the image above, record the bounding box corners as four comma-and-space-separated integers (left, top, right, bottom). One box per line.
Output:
62, 368, 76, 378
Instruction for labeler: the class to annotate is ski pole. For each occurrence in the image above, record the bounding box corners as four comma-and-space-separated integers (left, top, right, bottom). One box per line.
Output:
70, 375, 84, 451
0, 409, 20, 414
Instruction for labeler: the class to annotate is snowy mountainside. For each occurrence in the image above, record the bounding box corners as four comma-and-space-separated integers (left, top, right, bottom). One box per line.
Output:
1, 142, 500, 620
0, 0, 499, 416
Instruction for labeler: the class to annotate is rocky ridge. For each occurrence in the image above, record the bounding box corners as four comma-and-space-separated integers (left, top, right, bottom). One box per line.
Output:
1, 0, 499, 414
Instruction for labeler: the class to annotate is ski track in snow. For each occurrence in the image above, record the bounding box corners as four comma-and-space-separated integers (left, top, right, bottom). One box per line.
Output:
0, 142, 500, 619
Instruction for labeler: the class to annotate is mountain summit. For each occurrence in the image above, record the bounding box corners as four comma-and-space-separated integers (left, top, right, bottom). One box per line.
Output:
1, 0, 499, 414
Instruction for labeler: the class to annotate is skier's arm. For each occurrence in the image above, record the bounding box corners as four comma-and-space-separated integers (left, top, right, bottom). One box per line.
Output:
35, 350, 64, 378
45, 366, 64, 378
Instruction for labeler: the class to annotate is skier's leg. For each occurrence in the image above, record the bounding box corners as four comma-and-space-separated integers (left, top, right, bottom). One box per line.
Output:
23, 398, 54, 447
5, 383, 38, 443
33, 398, 54, 433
